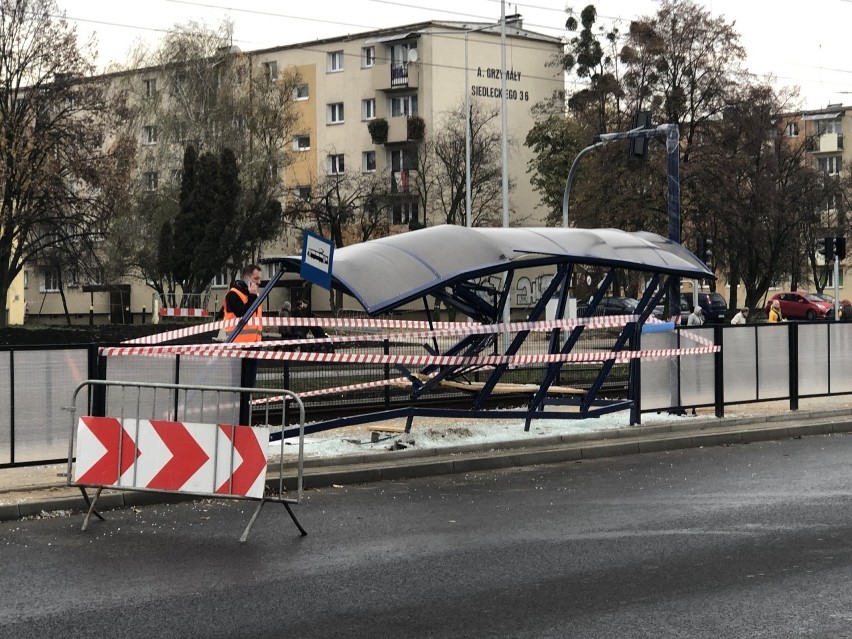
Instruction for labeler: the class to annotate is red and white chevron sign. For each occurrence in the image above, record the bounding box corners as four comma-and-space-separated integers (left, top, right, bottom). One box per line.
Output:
73, 416, 268, 499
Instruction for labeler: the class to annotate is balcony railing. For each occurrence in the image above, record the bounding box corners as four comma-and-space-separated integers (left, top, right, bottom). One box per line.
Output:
372, 61, 419, 91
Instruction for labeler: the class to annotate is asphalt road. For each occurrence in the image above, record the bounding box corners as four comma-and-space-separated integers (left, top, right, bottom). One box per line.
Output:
2, 433, 852, 638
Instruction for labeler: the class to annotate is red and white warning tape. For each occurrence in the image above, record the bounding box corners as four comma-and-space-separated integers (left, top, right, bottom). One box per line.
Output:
101, 343, 718, 366
120, 314, 637, 346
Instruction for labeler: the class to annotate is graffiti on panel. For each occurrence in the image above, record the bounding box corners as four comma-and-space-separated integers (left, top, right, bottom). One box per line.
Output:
474, 275, 503, 304
515, 273, 555, 307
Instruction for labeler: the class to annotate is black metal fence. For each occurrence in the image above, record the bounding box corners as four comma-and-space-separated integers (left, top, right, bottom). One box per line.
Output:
637, 321, 852, 420
5, 320, 841, 468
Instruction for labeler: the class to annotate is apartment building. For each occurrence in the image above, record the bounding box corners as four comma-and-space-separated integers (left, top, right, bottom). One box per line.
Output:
785, 104, 849, 292
18, 17, 563, 324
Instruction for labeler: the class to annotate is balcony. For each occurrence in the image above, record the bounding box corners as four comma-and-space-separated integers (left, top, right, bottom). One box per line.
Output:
807, 133, 844, 153
386, 115, 425, 144
372, 61, 419, 91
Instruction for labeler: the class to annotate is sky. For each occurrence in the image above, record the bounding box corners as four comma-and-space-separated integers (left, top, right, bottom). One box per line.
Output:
55, 0, 852, 110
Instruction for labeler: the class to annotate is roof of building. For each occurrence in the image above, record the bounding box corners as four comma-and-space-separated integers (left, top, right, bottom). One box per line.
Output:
263, 225, 715, 315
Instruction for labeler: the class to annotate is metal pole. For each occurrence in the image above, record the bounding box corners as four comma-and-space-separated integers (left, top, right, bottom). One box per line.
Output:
500, 1, 511, 333
834, 254, 840, 318
500, 1, 509, 229
666, 124, 681, 320
562, 142, 604, 228
465, 31, 472, 228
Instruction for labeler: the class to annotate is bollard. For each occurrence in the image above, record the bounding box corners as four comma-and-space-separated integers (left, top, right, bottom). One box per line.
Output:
89, 305, 94, 326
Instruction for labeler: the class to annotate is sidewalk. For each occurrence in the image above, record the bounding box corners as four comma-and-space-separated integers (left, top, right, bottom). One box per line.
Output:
2, 397, 851, 522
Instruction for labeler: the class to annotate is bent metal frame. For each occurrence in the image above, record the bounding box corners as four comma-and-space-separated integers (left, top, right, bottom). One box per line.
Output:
228, 225, 715, 437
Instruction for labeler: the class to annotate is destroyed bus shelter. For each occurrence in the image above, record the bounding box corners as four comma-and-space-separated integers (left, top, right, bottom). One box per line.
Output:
237, 225, 714, 435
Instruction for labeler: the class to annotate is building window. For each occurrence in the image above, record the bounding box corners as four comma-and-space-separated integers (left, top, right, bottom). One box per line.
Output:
390, 94, 418, 117
362, 98, 376, 120
295, 185, 312, 201
363, 151, 376, 172
294, 135, 311, 151
142, 125, 157, 145
41, 268, 61, 293
143, 171, 159, 191
144, 78, 157, 98
785, 122, 799, 137
389, 147, 418, 172
392, 201, 418, 225
817, 119, 840, 135
263, 61, 278, 81
328, 102, 345, 124
329, 154, 345, 175
819, 156, 841, 175
294, 84, 309, 100
361, 46, 375, 68
328, 50, 344, 72
212, 271, 229, 288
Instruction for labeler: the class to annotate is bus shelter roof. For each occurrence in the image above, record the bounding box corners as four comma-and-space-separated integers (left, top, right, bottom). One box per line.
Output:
263, 225, 714, 315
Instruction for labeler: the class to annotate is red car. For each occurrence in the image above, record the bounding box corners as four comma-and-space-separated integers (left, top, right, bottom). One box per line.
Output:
764, 291, 834, 320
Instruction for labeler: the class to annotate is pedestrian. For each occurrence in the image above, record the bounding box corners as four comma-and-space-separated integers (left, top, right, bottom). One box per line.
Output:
768, 299, 784, 323
840, 299, 852, 322
687, 306, 704, 326
222, 264, 264, 342
292, 298, 332, 351
278, 301, 294, 338
730, 307, 749, 325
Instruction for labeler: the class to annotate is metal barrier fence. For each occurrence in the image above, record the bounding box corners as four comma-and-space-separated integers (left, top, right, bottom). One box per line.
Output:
637, 321, 852, 419
0, 344, 98, 468
10, 320, 845, 468
65, 380, 306, 542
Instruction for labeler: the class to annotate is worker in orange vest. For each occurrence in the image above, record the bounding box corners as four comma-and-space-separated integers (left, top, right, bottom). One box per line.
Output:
223, 264, 264, 342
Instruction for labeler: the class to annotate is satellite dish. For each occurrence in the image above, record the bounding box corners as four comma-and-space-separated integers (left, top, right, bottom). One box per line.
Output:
407, 49, 418, 63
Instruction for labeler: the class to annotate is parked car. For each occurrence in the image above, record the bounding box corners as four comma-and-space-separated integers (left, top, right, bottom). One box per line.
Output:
579, 296, 640, 317
764, 291, 834, 320
654, 296, 691, 325
681, 291, 728, 324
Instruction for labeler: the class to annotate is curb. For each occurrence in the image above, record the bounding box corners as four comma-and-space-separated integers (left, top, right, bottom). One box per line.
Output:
3, 408, 851, 522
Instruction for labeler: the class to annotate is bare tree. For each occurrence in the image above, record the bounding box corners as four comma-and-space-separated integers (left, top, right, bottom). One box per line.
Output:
413, 99, 507, 227
113, 20, 302, 300
292, 170, 391, 248
0, 0, 132, 327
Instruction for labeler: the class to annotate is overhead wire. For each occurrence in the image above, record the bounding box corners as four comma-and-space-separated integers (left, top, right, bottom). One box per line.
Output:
57, 1, 852, 100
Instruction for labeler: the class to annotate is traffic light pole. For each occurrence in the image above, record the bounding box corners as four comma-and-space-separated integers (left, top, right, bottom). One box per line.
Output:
835, 256, 840, 319
564, 124, 681, 318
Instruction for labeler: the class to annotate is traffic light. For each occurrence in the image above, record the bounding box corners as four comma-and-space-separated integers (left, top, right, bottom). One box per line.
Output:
817, 237, 834, 260
836, 236, 846, 261
629, 111, 652, 159
698, 237, 713, 265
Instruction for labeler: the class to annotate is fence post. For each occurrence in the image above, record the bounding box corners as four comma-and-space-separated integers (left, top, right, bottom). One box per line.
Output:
628, 325, 641, 425
92, 353, 108, 417
239, 358, 258, 425
789, 322, 799, 411
384, 338, 391, 410
714, 323, 724, 418
9, 349, 15, 464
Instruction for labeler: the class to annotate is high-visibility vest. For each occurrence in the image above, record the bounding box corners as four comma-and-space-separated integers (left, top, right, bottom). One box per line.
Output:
223, 288, 263, 342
